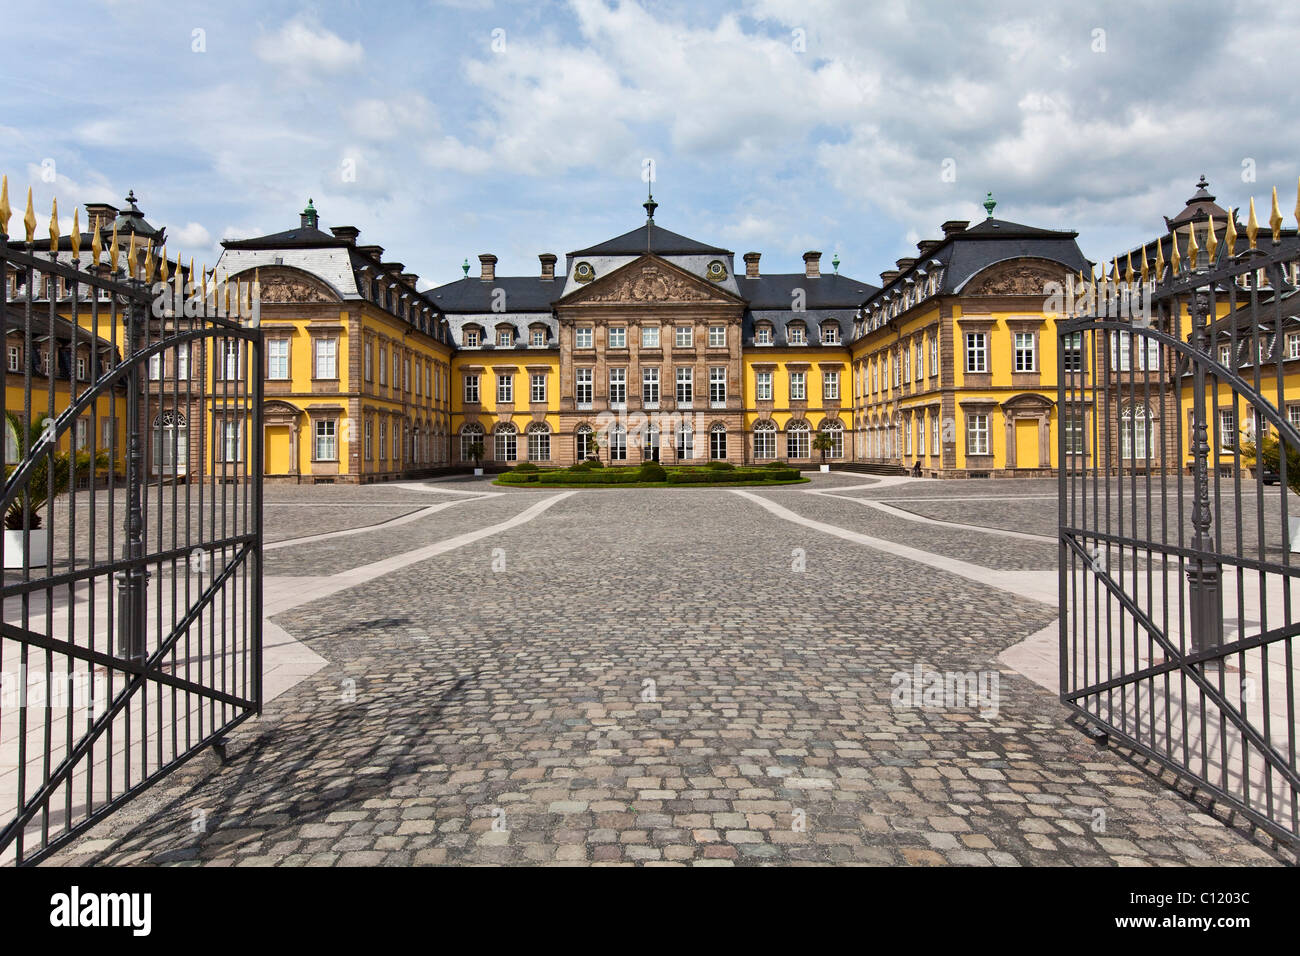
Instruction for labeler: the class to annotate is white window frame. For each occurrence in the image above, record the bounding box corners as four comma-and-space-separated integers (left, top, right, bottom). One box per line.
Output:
967, 413, 990, 456
608, 368, 626, 407
530, 372, 546, 404
576, 368, 593, 407
709, 366, 727, 407
314, 338, 337, 379
268, 339, 290, 380
823, 370, 839, 401
789, 371, 806, 401
314, 419, 338, 461
965, 332, 987, 374
708, 325, 726, 348
1014, 332, 1036, 373
464, 373, 480, 404
575, 327, 593, 349
676, 367, 693, 406
642, 367, 659, 406
755, 370, 773, 401
497, 373, 514, 404
608, 326, 627, 349
641, 326, 660, 349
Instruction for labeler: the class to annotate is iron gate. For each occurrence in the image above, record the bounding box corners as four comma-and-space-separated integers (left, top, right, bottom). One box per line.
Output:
0, 192, 263, 865
1060, 204, 1299, 851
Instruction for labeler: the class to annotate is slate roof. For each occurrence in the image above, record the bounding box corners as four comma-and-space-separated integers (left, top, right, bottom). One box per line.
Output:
737, 272, 877, 310
424, 277, 559, 313
743, 309, 858, 349
569, 222, 731, 257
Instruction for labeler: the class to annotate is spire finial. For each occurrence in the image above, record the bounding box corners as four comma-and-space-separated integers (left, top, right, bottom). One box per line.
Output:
643, 182, 658, 223
461, 257, 469, 277
832, 252, 841, 274
983, 191, 996, 219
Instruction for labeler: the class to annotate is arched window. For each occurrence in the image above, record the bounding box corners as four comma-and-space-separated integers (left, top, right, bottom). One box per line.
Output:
1121, 404, 1152, 460
526, 422, 551, 462
494, 422, 518, 462
819, 419, 844, 459
786, 419, 810, 459
152, 410, 188, 475
608, 423, 627, 461
575, 423, 595, 461
753, 420, 777, 459
459, 422, 484, 463
709, 423, 727, 461
676, 423, 693, 461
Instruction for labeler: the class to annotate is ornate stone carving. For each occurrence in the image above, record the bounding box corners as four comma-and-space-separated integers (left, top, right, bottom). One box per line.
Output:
583, 263, 715, 304
255, 268, 339, 303
967, 261, 1066, 296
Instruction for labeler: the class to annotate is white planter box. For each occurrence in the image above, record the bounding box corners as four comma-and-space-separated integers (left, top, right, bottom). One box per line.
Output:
473, 468, 484, 477
1290, 516, 1300, 553
4, 528, 49, 569
819, 464, 830, 473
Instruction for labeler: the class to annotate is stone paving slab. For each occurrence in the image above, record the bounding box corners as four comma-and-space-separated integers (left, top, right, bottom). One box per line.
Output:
43, 481, 1285, 866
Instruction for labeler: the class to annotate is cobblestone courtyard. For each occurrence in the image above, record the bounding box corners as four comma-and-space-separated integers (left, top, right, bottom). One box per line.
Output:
47, 473, 1288, 866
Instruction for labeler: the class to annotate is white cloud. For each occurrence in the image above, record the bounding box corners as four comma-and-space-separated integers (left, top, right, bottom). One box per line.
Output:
253, 15, 363, 77
171, 222, 212, 248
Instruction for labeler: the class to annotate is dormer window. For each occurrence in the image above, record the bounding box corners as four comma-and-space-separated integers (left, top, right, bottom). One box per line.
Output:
821, 324, 839, 345
755, 325, 773, 346
788, 324, 806, 345
464, 328, 480, 347
497, 328, 513, 347
530, 328, 546, 347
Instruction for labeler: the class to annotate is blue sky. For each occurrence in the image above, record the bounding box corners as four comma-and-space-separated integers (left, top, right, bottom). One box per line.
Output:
4, 0, 1298, 290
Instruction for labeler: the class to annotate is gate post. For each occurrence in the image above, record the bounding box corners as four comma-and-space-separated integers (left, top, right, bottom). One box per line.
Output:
1186, 290, 1223, 660
116, 268, 151, 664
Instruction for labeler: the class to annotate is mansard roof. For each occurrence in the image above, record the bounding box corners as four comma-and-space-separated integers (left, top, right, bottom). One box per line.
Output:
568, 222, 731, 257
424, 276, 557, 313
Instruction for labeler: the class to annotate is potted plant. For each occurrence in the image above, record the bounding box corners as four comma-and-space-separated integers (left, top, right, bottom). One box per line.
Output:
812, 429, 834, 473
4, 412, 109, 569
467, 439, 485, 477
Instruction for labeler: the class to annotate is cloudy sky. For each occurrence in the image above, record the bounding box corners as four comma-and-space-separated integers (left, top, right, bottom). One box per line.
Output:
5, 0, 1298, 289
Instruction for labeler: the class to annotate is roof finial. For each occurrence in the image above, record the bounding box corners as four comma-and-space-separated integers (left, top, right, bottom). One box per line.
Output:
461, 257, 470, 277
643, 180, 658, 223
832, 252, 841, 274
983, 191, 996, 219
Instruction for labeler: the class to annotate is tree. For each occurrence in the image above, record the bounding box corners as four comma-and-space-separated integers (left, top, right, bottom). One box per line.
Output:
4, 411, 110, 531
812, 429, 834, 465
1242, 431, 1300, 496
466, 439, 485, 469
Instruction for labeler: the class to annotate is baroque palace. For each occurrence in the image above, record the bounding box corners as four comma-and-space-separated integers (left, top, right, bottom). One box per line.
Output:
5, 180, 1299, 482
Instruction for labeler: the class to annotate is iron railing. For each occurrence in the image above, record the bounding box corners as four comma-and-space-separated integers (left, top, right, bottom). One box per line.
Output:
0, 191, 263, 865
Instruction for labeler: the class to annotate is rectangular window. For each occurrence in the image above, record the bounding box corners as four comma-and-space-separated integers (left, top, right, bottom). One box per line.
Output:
393, 422, 401, 464
380, 421, 387, 460
1063, 409, 1086, 456
576, 368, 593, 406
905, 419, 913, 455
575, 327, 593, 349
72, 418, 89, 452
1014, 332, 1036, 372
379, 347, 388, 385
218, 420, 242, 463
497, 329, 512, 347
709, 367, 726, 406
464, 329, 480, 348
967, 413, 990, 456
755, 326, 772, 346
268, 339, 290, 379
676, 367, 692, 405
6, 346, 18, 372
148, 353, 163, 380
903, 346, 911, 383
365, 419, 373, 460
76, 356, 87, 381
415, 360, 422, 396
641, 326, 660, 349
1289, 404, 1300, 432
176, 346, 188, 381
930, 335, 938, 377
788, 325, 806, 346
894, 351, 901, 386
677, 427, 693, 460
708, 325, 726, 348
576, 428, 594, 461
675, 326, 692, 348
642, 367, 659, 406
531, 329, 545, 347
403, 358, 410, 392
1289, 333, 1300, 360
497, 373, 513, 404
314, 419, 337, 461
608, 326, 627, 349
1219, 409, 1236, 450
364, 341, 373, 381
1062, 332, 1084, 372
754, 427, 775, 459
530, 372, 546, 403
1111, 331, 1132, 372
609, 368, 626, 407
965, 332, 987, 374
823, 325, 839, 345
100, 418, 116, 455
464, 374, 479, 404
931, 415, 940, 456
609, 427, 627, 461
789, 371, 806, 401
495, 429, 517, 462
823, 370, 839, 401
756, 370, 773, 401
528, 429, 549, 461
314, 338, 337, 379
1219, 343, 1232, 368
914, 341, 922, 381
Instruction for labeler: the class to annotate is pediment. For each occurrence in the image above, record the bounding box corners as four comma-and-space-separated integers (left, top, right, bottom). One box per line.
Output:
236, 266, 342, 304
561, 255, 742, 306
964, 258, 1070, 296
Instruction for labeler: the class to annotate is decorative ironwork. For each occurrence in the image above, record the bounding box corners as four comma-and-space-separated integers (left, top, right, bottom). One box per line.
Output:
1060, 182, 1300, 852
0, 190, 264, 865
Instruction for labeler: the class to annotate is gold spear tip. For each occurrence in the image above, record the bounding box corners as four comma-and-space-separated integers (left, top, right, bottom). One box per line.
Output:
1125, 251, 1134, 283
70, 208, 81, 259
1247, 197, 1259, 249
49, 197, 60, 253
144, 243, 155, 283
1270, 186, 1283, 241
1169, 228, 1181, 273
91, 218, 102, 265
160, 245, 168, 282
1225, 207, 1237, 256
109, 223, 119, 270
23, 186, 37, 241
1205, 214, 1218, 263
1140, 244, 1150, 282
127, 230, 137, 277
1187, 220, 1200, 269
0, 175, 10, 236
1155, 237, 1166, 277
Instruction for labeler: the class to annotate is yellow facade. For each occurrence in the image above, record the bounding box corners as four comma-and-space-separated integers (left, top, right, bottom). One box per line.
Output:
742, 349, 850, 460
450, 348, 561, 463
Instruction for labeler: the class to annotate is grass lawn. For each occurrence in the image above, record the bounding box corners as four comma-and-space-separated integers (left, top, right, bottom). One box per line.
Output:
494, 463, 810, 488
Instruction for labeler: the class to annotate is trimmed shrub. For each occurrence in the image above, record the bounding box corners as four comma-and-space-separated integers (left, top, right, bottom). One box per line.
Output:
763, 460, 788, 469
705, 460, 735, 470
497, 471, 539, 484
639, 462, 667, 482
513, 462, 539, 472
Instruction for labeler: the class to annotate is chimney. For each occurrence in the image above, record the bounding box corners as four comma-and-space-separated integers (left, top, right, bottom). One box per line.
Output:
941, 220, 969, 238
743, 252, 761, 278
895, 257, 916, 272
803, 251, 822, 278
357, 244, 384, 263
917, 239, 941, 256
330, 225, 360, 244
539, 253, 557, 280
85, 203, 117, 235
479, 254, 497, 282
401, 273, 419, 288
880, 269, 901, 285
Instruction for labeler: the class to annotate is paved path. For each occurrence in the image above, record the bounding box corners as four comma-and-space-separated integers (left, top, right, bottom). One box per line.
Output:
44, 474, 1287, 866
